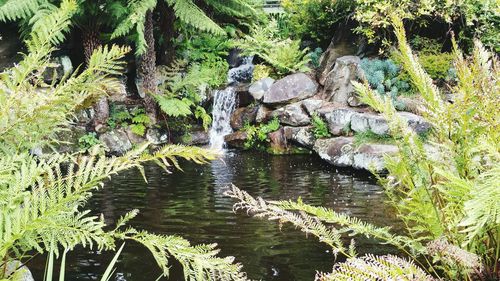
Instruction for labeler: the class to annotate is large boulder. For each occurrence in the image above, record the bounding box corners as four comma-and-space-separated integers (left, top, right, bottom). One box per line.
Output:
317, 41, 358, 85
99, 128, 132, 156
322, 56, 364, 105
271, 102, 311, 126
4, 260, 34, 281
146, 128, 169, 145
224, 131, 248, 148
351, 112, 431, 136
179, 130, 209, 145
353, 143, 399, 171
249, 77, 274, 101
301, 98, 331, 116
324, 108, 358, 135
284, 126, 315, 148
313, 137, 354, 167
263, 73, 318, 105
230, 106, 258, 130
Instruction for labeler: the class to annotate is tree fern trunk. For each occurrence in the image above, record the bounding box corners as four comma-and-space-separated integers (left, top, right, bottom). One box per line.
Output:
158, 2, 176, 66
138, 10, 158, 124
83, 26, 109, 129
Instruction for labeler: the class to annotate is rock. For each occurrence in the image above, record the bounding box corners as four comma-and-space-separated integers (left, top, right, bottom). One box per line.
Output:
224, 131, 248, 148
4, 260, 34, 281
107, 77, 128, 102
186, 131, 210, 145
75, 108, 95, 125
230, 106, 258, 130
263, 73, 318, 105
351, 112, 430, 136
268, 128, 288, 153
313, 137, 354, 167
146, 128, 168, 145
234, 84, 255, 107
135, 76, 146, 98
43, 55, 73, 83
125, 127, 146, 144
249, 77, 274, 101
351, 113, 389, 135
99, 128, 132, 156
317, 40, 358, 85
256, 105, 273, 123
398, 112, 431, 134
324, 108, 357, 135
322, 56, 364, 105
227, 48, 245, 68
353, 143, 398, 172
301, 98, 330, 116
271, 102, 311, 126
52, 126, 87, 153
284, 126, 315, 148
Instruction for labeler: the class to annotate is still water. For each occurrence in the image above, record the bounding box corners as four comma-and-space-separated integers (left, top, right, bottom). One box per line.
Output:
31, 151, 399, 281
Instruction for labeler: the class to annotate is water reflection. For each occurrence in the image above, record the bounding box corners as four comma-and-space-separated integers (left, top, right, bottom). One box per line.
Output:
30, 151, 400, 281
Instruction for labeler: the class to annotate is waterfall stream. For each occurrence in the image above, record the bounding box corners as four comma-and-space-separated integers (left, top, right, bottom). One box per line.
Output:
208, 87, 237, 150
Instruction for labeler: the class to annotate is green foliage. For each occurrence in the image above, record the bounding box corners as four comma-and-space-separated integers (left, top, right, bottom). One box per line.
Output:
243, 118, 280, 149
252, 64, 272, 81
353, 0, 500, 51
78, 132, 101, 151
233, 20, 311, 77
282, 0, 355, 45
308, 47, 323, 68
155, 60, 214, 130
0, 4, 248, 279
311, 114, 330, 139
107, 107, 151, 136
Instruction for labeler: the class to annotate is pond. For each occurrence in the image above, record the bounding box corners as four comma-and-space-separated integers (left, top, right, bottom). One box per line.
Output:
30, 151, 399, 281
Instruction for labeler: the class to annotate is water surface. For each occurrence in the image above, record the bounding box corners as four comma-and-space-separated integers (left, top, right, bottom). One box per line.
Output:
30, 151, 399, 280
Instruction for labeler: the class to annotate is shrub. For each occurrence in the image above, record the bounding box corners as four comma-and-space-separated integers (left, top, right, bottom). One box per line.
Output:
252, 64, 272, 81
311, 114, 331, 139
107, 107, 152, 136
282, 0, 355, 45
360, 58, 411, 98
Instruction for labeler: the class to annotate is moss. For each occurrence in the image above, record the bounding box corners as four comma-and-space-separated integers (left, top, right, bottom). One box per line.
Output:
353, 131, 394, 147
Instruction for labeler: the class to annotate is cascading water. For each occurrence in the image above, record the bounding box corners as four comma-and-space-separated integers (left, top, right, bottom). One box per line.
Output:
208, 87, 237, 150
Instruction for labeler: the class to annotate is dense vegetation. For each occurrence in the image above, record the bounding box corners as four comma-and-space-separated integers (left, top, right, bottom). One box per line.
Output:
0, 0, 498, 280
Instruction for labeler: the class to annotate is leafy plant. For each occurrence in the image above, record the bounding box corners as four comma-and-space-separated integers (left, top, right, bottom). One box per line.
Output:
154, 60, 214, 130
252, 64, 272, 81
78, 132, 101, 151
353, 131, 393, 146
107, 107, 151, 136
311, 114, 331, 139
243, 118, 280, 149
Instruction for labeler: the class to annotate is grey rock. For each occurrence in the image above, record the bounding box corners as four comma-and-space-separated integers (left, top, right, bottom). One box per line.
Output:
324, 108, 357, 135
187, 131, 210, 145
322, 56, 364, 105
107, 77, 128, 102
125, 127, 146, 144
43, 55, 73, 83
4, 260, 34, 281
398, 112, 431, 134
268, 128, 288, 153
146, 128, 168, 145
255, 105, 273, 123
301, 98, 329, 116
284, 126, 315, 148
317, 40, 358, 86
249, 77, 274, 101
351, 113, 389, 135
99, 128, 132, 156
313, 137, 354, 167
272, 102, 311, 126
263, 73, 318, 105
353, 143, 398, 172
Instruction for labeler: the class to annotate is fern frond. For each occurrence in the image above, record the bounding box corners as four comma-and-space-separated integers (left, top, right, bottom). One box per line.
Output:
165, 0, 224, 35
0, 0, 46, 22
317, 254, 434, 281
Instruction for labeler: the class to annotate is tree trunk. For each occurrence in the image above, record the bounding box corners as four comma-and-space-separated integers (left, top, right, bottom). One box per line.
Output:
138, 10, 158, 124
158, 2, 176, 66
83, 26, 109, 129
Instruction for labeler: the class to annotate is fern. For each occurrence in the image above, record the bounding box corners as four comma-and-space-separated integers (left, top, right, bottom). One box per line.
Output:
0, 0, 46, 22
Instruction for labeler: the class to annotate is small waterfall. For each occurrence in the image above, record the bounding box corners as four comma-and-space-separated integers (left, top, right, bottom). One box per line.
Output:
208, 87, 237, 150
227, 56, 254, 85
